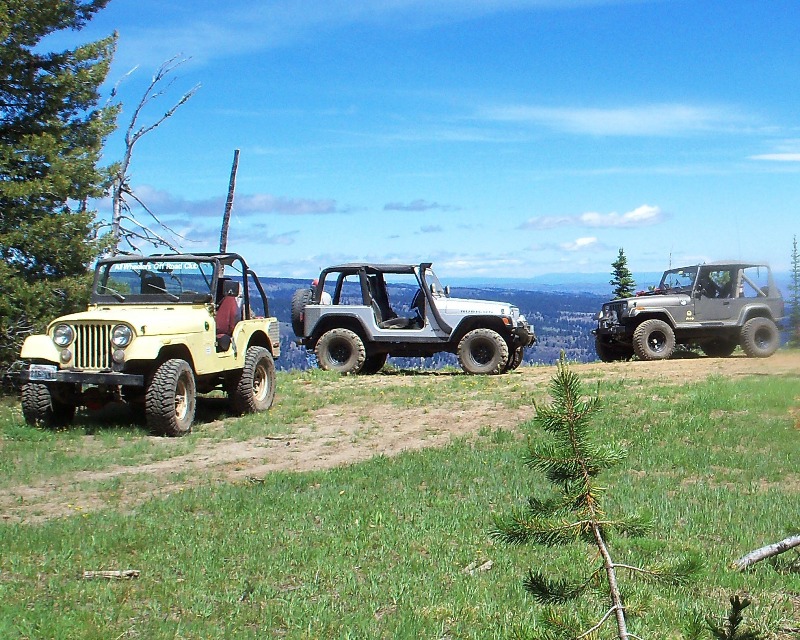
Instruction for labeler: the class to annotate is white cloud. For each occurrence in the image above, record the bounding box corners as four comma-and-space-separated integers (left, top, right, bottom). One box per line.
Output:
482, 103, 747, 136
384, 199, 459, 212
749, 153, 800, 162
110, 185, 344, 217
87, 0, 646, 70
561, 236, 599, 251
580, 204, 663, 227
519, 204, 665, 230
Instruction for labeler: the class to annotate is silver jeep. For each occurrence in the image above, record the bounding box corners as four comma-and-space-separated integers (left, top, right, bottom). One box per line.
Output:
593, 261, 784, 361
292, 262, 536, 375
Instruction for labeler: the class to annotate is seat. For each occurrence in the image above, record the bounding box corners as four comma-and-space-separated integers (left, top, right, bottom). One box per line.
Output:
216, 280, 241, 352
368, 275, 397, 324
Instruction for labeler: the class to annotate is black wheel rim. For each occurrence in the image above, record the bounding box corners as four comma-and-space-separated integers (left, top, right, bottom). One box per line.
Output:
648, 331, 667, 353
754, 327, 771, 349
329, 340, 352, 365
470, 339, 494, 365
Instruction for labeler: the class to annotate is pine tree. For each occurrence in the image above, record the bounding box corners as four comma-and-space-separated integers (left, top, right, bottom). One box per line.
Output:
492, 354, 699, 639
0, 1, 118, 368
789, 235, 800, 348
610, 248, 636, 298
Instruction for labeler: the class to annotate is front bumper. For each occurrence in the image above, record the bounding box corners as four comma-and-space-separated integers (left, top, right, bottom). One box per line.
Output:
17, 365, 144, 387
512, 322, 536, 347
592, 321, 630, 340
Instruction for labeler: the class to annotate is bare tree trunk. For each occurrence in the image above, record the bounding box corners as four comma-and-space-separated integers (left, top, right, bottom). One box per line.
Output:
592, 523, 630, 640
734, 534, 800, 571
219, 148, 239, 253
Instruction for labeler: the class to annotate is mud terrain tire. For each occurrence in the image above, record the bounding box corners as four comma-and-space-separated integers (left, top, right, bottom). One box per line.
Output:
21, 382, 76, 428
316, 328, 367, 375
361, 352, 388, 375
146, 358, 196, 436
229, 346, 276, 414
740, 317, 780, 358
701, 339, 738, 358
503, 346, 524, 372
632, 319, 675, 361
457, 328, 509, 375
291, 288, 313, 337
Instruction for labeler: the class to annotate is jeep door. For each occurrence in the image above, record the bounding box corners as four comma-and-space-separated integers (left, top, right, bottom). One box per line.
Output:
693, 267, 745, 322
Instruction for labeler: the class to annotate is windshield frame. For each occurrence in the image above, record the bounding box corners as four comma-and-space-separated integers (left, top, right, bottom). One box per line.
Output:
91, 256, 219, 305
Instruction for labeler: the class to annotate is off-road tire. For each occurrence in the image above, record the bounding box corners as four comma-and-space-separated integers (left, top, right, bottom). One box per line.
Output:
361, 352, 388, 375
229, 346, 276, 414
457, 328, 509, 375
315, 328, 367, 375
595, 336, 634, 362
291, 288, 313, 337
503, 346, 524, 372
701, 339, 738, 358
21, 382, 76, 428
632, 319, 676, 361
740, 317, 780, 358
145, 358, 196, 436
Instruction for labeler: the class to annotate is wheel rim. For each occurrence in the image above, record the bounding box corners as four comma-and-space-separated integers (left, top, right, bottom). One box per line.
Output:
754, 327, 772, 349
329, 339, 352, 365
174, 376, 189, 421
470, 339, 495, 365
253, 361, 269, 402
648, 331, 668, 353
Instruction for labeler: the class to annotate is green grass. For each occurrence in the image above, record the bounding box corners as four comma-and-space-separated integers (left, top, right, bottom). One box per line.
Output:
0, 366, 798, 638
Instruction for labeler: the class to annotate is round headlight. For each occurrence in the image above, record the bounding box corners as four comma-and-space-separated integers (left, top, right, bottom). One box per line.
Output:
53, 324, 74, 347
111, 324, 133, 348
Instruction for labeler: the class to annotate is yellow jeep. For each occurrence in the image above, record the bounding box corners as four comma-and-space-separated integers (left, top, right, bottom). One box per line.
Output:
18, 253, 280, 435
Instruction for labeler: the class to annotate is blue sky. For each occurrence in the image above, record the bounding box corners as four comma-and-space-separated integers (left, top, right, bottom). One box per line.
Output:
52, 0, 800, 281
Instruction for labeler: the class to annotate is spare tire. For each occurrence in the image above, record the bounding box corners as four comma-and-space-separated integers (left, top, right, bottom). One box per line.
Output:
291, 288, 313, 337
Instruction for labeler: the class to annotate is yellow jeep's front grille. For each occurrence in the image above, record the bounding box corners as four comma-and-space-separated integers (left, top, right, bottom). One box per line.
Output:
73, 324, 113, 370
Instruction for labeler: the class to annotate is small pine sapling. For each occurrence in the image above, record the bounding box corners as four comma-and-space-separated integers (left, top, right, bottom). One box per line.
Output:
707, 595, 762, 640
491, 354, 700, 639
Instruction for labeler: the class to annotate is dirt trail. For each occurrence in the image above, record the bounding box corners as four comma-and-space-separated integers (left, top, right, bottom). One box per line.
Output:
2, 352, 798, 523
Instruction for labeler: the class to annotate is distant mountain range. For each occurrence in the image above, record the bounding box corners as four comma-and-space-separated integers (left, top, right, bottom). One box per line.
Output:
448, 270, 793, 296
264, 268, 794, 372
264, 276, 607, 372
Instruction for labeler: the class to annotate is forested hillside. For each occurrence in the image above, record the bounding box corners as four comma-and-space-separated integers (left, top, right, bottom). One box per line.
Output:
262, 278, 605, 371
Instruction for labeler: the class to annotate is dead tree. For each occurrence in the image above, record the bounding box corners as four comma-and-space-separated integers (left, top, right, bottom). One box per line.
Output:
219, 148, 240, 253
109, 56, 200, 254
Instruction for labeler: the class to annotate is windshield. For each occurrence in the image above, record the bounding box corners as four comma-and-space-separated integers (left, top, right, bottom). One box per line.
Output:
94, 259, 216, 303
423, 267, 448, 297
659, 267, 697, 291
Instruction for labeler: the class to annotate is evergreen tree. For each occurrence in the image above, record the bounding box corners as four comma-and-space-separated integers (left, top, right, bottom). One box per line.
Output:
0, 1, 118, 368
790, 235, 800, 348
610, 248, 636, 298
492, 354, 699, 639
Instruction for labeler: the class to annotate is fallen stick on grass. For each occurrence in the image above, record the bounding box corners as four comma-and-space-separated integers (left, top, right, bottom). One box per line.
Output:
82, 569, 140, 580
733, 534, 800, 571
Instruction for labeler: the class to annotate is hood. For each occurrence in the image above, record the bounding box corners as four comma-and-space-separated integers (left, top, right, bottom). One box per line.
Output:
437, 296, 519, 317
606, 291, 690, 306
50, 306, 209, 335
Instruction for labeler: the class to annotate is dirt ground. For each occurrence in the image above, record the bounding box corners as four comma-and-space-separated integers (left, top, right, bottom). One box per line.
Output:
2, 352, 799, 524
